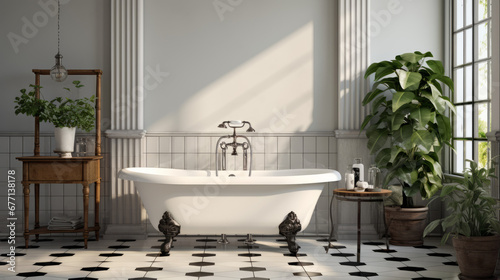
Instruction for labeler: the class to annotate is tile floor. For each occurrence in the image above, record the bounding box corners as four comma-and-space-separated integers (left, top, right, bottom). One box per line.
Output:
0, 235, 465, 279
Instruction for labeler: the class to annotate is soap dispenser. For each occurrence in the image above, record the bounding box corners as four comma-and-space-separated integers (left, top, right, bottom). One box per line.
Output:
345, 164, 355, 190
352, 158, 364, 184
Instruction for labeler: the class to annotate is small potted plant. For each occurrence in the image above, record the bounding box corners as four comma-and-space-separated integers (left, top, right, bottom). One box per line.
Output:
424, 160, 500, 279
361, 51, 455, 245
14, 81, 95, 157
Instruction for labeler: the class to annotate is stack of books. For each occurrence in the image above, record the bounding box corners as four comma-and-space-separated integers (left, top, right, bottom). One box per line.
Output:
48, 216, 84, 230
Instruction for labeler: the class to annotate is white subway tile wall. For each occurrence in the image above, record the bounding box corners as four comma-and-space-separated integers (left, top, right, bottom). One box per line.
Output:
159, 136, 172, 153
144, 134, 338, 235
172, 136, 185, 153
0, 135, 110, 237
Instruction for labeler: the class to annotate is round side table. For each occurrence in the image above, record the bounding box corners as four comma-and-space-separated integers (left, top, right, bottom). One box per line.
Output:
328, 188, 392, 265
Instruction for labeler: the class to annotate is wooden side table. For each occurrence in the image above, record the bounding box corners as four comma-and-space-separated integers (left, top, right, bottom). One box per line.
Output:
17, 156, 102, 249
327, 188, 392, 267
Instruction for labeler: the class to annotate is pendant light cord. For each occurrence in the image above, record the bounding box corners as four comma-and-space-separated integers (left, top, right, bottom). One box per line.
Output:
57, 0, 60, 54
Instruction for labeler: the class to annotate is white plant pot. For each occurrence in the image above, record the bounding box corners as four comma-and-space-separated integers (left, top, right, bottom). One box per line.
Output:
54, 127, 76, 158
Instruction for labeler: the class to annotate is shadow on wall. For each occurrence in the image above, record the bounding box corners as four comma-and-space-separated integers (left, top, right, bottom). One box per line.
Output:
144, 0, 336, 133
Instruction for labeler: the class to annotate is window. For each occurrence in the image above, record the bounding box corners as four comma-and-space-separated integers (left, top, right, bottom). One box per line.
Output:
452, 0, 491, 173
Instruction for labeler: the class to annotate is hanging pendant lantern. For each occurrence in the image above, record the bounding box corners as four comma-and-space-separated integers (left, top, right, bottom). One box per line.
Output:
50, 0, 67, 82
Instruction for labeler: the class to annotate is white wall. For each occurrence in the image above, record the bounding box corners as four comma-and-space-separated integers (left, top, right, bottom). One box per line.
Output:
143, 0, 337, 133
0, 0, 111, 133
370, 0, 444, 63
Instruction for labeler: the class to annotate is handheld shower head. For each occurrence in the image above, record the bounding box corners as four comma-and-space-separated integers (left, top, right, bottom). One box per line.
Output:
218, 120, 255, 131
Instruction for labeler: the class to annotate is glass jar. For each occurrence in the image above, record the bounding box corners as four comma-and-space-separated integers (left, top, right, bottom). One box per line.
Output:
367, 165, 380, 189
75, 137, 87, 157
86, 137, 95, 156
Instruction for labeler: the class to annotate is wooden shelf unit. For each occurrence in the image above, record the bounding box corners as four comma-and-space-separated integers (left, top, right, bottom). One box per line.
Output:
18, 69, 103, 249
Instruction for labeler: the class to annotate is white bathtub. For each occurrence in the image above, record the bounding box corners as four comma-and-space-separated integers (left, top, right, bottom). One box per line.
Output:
118, 168, 341, 236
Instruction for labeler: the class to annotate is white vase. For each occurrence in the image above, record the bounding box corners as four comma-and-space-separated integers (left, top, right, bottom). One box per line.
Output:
54, 127, 76, 158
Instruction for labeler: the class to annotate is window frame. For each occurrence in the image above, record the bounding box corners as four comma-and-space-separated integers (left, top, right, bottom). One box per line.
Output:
450, 0, 492, 174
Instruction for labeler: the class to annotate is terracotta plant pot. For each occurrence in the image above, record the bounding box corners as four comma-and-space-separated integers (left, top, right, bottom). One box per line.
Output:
385, 206, 428, 246
452, 235, 500, 280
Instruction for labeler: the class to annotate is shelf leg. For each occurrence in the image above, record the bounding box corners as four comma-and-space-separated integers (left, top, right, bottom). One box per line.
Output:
35, 184, 40, 241
23, 183, 30, 248
82, 183, 89, 249
94, 180, 100, 241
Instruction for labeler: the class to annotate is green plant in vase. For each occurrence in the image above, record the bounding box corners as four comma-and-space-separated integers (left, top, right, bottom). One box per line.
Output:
360, 51, 455, 246
424, 160, 499, 279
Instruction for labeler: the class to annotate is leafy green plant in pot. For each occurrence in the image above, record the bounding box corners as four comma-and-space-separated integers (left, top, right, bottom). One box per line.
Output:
424, 160, 499, 279
361, 51, 455, 245
14, 81, 95, 158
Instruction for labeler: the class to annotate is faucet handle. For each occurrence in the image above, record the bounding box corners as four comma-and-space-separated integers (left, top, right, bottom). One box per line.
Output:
218, 121, 228, 128
242, 121, 255, 132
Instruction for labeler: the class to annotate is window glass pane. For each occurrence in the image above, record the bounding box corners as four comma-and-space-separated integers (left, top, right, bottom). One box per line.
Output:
465, 104, 473, 138
465, 140, 473, 163
476, 61, 489, 100
477, 21, 489, 59
465, 65, 473, 101
465, 0, 473, 26
455, 32, 464, 65
455, 106, 464, 138
455, 68, 464, 103
465, 28, 473, 63
476, 141, 489, 168
456, 0, 464, 30
464, 155, 472, 170
476, 103, 489, 137
454, 140, 464, 173
477, 0, 488, 22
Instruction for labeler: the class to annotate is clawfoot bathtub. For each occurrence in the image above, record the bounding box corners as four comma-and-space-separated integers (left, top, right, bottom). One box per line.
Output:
118, 168, 341, 255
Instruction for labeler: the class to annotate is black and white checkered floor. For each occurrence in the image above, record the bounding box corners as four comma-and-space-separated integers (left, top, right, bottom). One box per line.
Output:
1, 236, 463, 279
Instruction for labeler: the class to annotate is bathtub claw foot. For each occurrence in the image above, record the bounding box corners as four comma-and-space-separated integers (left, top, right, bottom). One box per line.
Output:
279, 211, 302, 255
158, 211, 181, 255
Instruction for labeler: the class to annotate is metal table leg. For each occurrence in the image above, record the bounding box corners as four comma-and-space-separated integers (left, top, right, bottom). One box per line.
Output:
357, 199, 361, 263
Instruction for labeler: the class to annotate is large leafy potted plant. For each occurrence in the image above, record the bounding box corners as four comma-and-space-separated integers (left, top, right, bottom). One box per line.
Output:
361, 51, 455, 245
424, 160, 500, 279
14, 81, 95, 157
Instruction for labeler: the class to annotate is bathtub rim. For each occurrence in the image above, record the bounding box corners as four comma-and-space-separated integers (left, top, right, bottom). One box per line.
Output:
118, 167, 341, 185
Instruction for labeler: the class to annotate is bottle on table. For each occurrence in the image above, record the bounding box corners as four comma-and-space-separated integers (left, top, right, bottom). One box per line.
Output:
352, 158, 364, 187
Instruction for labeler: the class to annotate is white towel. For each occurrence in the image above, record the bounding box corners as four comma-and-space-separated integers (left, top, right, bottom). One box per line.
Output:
50, 216, 82, 223
48, 216, 83, 230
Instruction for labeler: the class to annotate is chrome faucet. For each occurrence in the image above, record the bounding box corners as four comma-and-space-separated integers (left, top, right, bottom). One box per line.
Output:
215, 121, 255, 177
